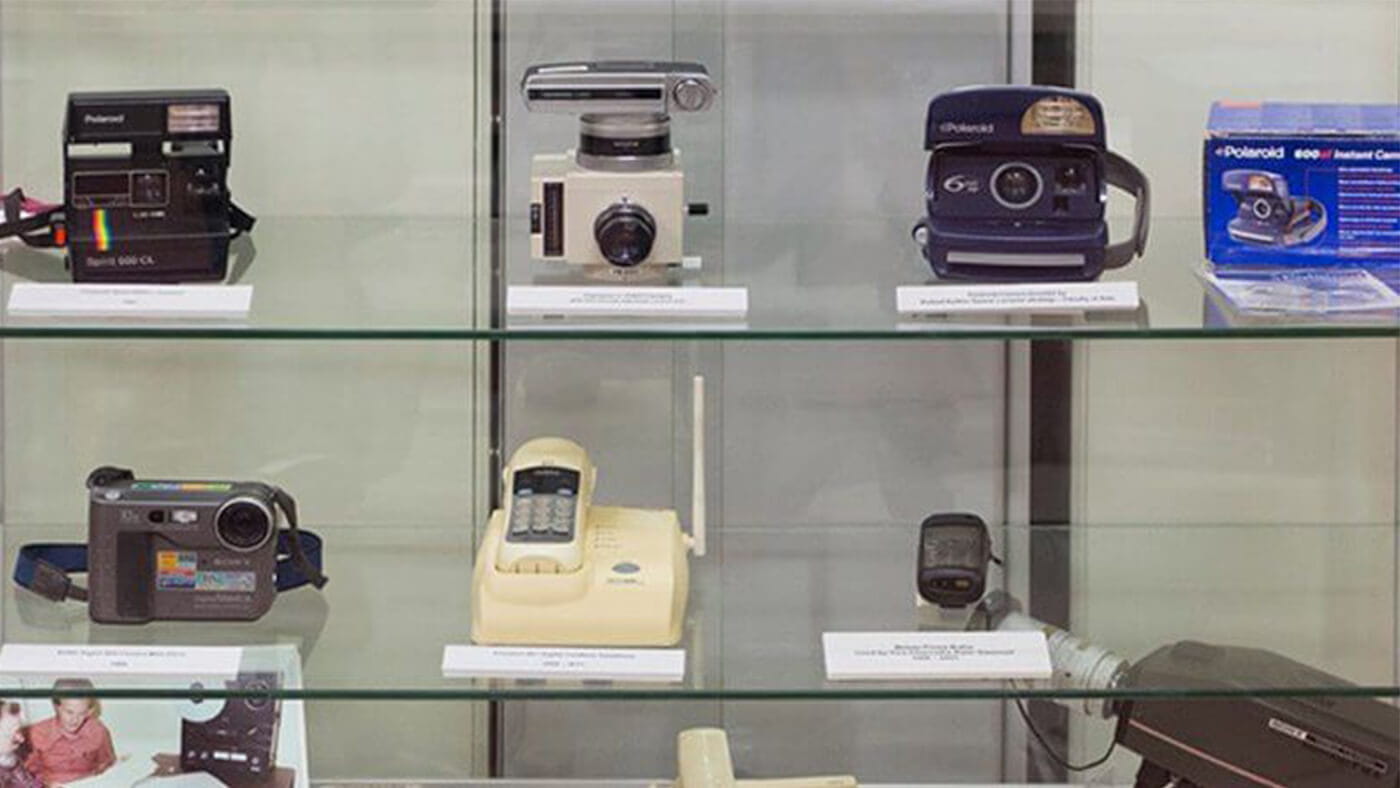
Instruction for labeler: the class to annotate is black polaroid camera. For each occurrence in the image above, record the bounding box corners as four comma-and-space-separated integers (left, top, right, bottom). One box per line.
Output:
61, 90, 253, 282
181, 672, 282, 785
1222, 169, 1328, 247
1118, 641, 1399, 787
913, 85, 1150, 282
12, 466, 326, 624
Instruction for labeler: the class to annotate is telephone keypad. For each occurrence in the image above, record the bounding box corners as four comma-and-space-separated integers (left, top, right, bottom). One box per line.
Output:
507, 491, 577, 542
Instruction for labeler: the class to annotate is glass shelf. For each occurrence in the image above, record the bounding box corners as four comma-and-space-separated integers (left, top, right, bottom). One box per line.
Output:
0, 216, 1394, 340
1, 521, 1393, 702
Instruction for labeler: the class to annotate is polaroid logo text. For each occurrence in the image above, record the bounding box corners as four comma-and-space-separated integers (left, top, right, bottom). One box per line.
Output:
1215, 145, 1286, 160
83, 114, 126, 125
939, 121, 996, 135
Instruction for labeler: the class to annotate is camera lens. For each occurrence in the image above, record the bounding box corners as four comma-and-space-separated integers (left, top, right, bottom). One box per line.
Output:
594, 202, 657, 267
215, 498, 273, 552
1251, 197, 1275, 221
991, 162, 1043, 210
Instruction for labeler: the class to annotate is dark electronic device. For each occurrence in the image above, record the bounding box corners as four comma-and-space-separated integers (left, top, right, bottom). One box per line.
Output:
1222, 169, 1327, 247
0, 90, 255, 282
12, 466, 326, 624
180, 672, 282, 785
916, 512, 991, 608
1118, 641, 1398, 788
913, 85, 1150, 282
983, 594, 1399, 788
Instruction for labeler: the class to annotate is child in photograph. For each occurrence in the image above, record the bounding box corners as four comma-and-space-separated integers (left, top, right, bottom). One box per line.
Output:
24, 680, 115, 786
0, 701, 41, 788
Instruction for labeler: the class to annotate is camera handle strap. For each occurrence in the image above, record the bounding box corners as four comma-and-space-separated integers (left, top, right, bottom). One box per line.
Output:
0, 189, 65, 248
12, 468, 326, 605
1103, 150, 1151, 270
228, 199, 256, 238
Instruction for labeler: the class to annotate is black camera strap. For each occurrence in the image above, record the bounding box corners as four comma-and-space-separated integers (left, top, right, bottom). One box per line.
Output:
229, 199, 256, 238
1103, 150, 1151, 270
0, 189, 65, 248
12, 468, 326, 607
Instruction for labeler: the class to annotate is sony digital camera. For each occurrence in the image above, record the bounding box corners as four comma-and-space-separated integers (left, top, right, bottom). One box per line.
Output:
1222, 169, 1327, 247
181, 672, 283, 784
61, 90, 254, 282
524, 61, 715, 268
14, 466, 326, 624
913, 85, 1151, 281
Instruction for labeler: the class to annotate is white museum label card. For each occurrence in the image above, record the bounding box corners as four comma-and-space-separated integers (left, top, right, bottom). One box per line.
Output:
0, 644, 242, 677
442, 645, 686, 683
508, 285, 748, 319
822, 631, 1052, 681
897, 281, 1138, 315
7, 283, 253, 318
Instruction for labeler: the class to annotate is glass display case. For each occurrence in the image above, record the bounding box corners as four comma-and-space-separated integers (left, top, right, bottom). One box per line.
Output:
0, 0, 1395, 785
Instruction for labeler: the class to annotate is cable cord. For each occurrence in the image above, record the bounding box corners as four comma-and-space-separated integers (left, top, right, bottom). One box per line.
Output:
1012, 695, 1117, 772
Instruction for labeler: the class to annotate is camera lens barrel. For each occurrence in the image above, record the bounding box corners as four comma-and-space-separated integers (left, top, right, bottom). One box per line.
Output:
594, 202, 657, 267
577, 113, 674, 171
990, 161, 1044, 210
1251, 197, 1276, 221
215, 497, 275, 552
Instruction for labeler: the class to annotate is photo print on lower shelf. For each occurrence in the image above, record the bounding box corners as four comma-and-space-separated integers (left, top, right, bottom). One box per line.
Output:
0, 644, 308, 787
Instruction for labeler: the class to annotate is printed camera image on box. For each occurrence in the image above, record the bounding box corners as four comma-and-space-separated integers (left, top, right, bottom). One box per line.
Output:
1203, 101, 1400, 268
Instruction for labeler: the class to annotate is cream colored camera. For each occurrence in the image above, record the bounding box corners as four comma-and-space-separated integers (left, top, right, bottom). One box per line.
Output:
523, 61, 715, 268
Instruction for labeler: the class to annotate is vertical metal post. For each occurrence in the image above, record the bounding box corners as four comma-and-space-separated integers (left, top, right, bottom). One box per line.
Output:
1025, 0, 1077, 781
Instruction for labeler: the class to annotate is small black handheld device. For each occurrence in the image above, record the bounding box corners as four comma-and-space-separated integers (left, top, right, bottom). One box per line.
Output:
12, 466, 325, 624
916, 512, 991, 608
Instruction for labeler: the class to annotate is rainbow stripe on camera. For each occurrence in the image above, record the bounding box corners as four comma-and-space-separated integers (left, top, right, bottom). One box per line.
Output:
92, 209, 111, 252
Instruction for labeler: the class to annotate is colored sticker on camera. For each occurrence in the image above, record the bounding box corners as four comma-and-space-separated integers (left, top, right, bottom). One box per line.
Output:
194, 571, 256, 592
155, 551, 255, 592
156, 551, 198, 589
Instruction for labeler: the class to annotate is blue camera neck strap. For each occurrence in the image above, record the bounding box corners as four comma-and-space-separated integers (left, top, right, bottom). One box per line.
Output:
12, 468, 326, 607
13, 529, 326, 605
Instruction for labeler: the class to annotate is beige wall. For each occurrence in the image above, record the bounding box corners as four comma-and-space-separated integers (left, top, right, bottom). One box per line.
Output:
1073, 0, 1400, 774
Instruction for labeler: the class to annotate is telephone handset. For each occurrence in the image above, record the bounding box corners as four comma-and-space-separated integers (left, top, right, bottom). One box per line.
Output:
497, 438, 597, 574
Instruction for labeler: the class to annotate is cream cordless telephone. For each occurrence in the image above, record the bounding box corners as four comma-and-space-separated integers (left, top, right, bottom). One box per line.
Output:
470, 378, 707, 647
497, 438, 596, 574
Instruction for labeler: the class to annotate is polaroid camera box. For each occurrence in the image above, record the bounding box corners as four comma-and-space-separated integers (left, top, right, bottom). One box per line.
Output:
1204, 101, 1400, 268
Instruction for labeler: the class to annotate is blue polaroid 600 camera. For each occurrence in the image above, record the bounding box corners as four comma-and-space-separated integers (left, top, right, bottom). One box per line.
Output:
1221, 169, 1327, 247
913, 86, 1150, 281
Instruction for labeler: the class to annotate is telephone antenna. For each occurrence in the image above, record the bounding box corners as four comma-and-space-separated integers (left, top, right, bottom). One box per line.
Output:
691, 375, 706, 557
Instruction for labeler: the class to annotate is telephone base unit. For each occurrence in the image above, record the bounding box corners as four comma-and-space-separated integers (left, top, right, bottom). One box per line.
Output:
471, 505, 690, 647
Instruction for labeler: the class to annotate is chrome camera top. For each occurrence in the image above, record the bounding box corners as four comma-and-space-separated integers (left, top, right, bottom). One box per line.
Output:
524, 62, 717, 268
522, 61, 716, 117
